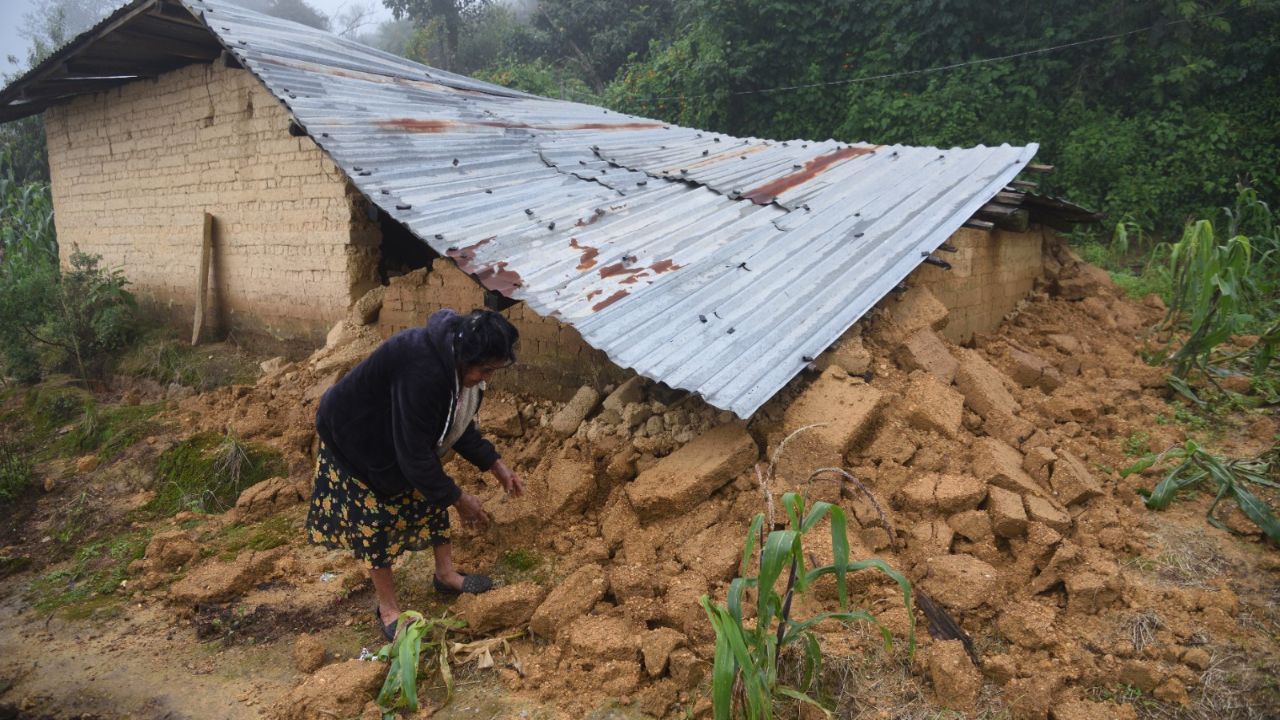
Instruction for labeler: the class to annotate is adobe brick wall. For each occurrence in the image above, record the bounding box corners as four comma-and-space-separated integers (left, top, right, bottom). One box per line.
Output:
908, 226, 1048, 343
43, 62, 379, 342
377, 259, 629, 400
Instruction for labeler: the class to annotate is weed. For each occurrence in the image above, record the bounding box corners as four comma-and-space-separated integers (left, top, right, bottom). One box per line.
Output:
0, 439, 32, 503
209, 515, 293, 560
372, 610, 466, 718
147, 431, 285, 516
499, 549, 540, 572
29, 529, 150, 617
701, 491, 914, 720
117, 333, 259, 391
58, 401, 161, 461
49, 490, 94, 545
1124, 440, 1279, 543
1124, 432, 1151, 457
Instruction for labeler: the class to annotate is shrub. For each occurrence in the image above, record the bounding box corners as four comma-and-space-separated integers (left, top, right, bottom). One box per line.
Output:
0, 440, 32, 504
148, 431, 286, 516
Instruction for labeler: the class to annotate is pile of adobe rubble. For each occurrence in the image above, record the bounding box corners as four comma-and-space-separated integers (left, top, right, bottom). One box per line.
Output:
140, 240, 1276, 720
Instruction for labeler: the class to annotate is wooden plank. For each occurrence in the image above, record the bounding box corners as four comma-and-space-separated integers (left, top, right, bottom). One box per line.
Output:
192, 212, 213, 346
963, 218, 996, 231
1009, 180, 1039, 190
1025, 163, 1055, 174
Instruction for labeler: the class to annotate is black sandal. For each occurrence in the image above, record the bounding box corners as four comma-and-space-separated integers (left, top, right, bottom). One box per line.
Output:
373, 604, 398, 641
432, 573, 493, 595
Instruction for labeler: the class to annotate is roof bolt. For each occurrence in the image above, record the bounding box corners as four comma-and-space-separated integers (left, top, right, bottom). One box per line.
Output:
380, 189, 389, 194
452, 158, 458, 166
359, 170, 371, 176
855, 232, 864, 238
702, 150, 708, 156
547, 221, 556, 230
434, 233, 443, 240
740, 156, 746, 160
321, 132, 329, 138
524, 209, 534, 216
792, 164, 802, 169
699, 315, 707, 323
713, 138, 720, 142
396, 204, 411, 210
353, 166, 363, 171
680, 169, 688, 174
727, 327, 736, 334
484, 189, 493, 194
637, 180, 647, 186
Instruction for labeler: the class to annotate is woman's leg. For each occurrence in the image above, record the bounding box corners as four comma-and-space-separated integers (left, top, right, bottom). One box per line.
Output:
433, 544, 465, 589
370, 565, 400, 625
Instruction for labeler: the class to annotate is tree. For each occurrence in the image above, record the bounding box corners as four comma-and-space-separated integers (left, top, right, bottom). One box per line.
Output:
228, 0, 331, 30
381, 0, 488, 71
532, 0, 674, 90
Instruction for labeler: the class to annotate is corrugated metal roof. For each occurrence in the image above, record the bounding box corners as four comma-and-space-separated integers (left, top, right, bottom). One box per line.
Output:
14, 0, 1042, 417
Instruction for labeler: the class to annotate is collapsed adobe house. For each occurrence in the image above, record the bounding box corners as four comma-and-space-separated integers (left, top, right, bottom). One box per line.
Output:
0, 0, 1097, 415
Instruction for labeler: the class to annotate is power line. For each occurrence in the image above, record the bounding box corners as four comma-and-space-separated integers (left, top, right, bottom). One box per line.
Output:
610, 7, 1241, 105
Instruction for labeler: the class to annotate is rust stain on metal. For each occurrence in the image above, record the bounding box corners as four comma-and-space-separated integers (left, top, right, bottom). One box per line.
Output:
564, 122, 664, 131
619, 272, 649, 285
586, 289, 602, 301
569, 238, 599, 271
380, 118, 458, 133
649, 259, 683, 274
379, 117, 663, 134
664, 142, 768, 174
598, 262, 644, 280
447, 238, 519, 296
740, 145, 878, 205
592, 289, 628, 312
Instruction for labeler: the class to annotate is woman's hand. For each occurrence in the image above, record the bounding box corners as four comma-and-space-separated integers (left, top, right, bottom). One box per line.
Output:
454, 492, 490, 530
490, 459, 524, 497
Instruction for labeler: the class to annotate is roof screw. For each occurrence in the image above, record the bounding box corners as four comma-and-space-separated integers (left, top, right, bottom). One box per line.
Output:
380, 189, 389, 194
727, 327, 736, 334
740, 156, 746, 160
434, 233, 443, 240
396, 204, 411, 210
452, 158, 459, 166
792, 164, 802, 169
713, 138, 720, 142
321, 133, 329, 138
524, 209, 534, 216
938, 154, 945, 159
353, 166, 363, 171
637, 180, 647, 186
680, 169, 688, 174
855, 232, 864, 238
702, 150, 709, 156
484, 189, 493, 194
547, 221, 556, 230
699, 315, 707, 323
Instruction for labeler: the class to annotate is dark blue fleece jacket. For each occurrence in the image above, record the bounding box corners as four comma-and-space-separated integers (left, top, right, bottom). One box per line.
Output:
315, 309, 499, 506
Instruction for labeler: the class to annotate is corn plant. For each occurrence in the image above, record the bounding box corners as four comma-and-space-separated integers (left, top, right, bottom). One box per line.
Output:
1124, 440, 1279, 543
700, 491, 914, 720
373, 610, 465, 719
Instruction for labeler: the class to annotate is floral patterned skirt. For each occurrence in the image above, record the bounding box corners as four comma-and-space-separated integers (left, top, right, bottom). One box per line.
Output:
305, 442, 451, 568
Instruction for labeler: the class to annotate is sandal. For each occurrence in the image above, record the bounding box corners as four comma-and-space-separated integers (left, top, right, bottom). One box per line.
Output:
432, 573, 493, 595
373, 604, 398, 641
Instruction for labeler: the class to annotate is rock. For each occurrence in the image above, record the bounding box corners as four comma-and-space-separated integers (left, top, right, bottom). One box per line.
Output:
454, 583, 546, 634
235, 476, 308, 522
169, 548, 286, 604
1064, 565, 1123, 614
903, 371, 964, 438
565, 616, 641, 661
530, 565, 608, 639
667, 648, 705, 690
899, 474, 986, 513
143, 530, 200, 573
350, 286, 385, 326
1004, 675, 1059, 720
1154, 677, 1190, 706
1038, 392, 1098, 424
1118, 660, 1160, 693
1080, 297, 1116, 329
603, 376, 646, 413
886, 285, 949, 341
303, 370, 341, 403
996, 601, 1056, 649
543, 458, 596, 516
550, 386, 602, 438
818, 328, 872, 376
1049, 451, 1103, 506
626, 424, 757, 520
272, 659, 384, 720
1023, 446, 1056, 484
987, 486, 1028, 538
481, 396, 523, 438
259, 356, 287, 375
293, 634, 327, 674
675, 525, 743, 582
42, 477, 55, 493
1024, 495, 1072, 533
1052, 262, 1115, 300
609, 563, 658, 602
947, 510, 993, 542
894, 329, 959, 383
621, 403, 653, 430
1181, 647, 1211, 671
1004, 348, 1063, 392
972, 438, 1052, 501
76, 455, 100, 474
926, 640, 981, 712
640, 628, 687, 677
775, 367, 883, 486
908, 520, 954, 557
865, 423, 919, 465
955, 349, 1020, 421
922, 554, 998, 611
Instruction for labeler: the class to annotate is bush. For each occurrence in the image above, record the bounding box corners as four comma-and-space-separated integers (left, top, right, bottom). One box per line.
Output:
0, 440, 32, 504
148, 431, 287, 516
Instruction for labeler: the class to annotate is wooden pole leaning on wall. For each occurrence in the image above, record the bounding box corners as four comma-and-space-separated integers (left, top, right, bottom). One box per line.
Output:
192, 211, 213, 345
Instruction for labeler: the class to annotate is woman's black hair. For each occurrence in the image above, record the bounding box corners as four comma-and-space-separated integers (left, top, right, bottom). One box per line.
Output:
452, 309, 518, 367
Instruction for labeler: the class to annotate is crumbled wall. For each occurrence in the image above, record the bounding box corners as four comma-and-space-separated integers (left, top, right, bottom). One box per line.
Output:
377, 259, 629, 400
906, 227, 1048, 343
43, 62, 379, 342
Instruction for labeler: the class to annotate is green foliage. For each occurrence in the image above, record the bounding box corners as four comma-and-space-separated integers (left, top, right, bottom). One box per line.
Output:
473, 58, 596, 99
1124, 439, 1279, 544
701, 492, 913, 719
209, 515, 294, 560
373, 610, 466, 718
148, 431, 286, 516
58, 401, 161, 461
0, 440, 33, 504
116, 333, 260, 391
28, 529, 151, 618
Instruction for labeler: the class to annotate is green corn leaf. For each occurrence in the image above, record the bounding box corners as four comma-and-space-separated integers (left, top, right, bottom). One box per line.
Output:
1144, 458, 1207, 509
757, 530, 798, 625
801, 632, 821, 690
774, 686, 833, 718
783, 492, 804, 530
800, 500, 832, 533
741, 513, 765, 576
1229, 483, 1280, 543
700, 597, 737, 720
829, 506, 850, 610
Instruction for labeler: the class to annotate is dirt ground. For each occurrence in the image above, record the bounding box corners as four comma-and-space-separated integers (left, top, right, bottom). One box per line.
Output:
0, 242, 1277, 720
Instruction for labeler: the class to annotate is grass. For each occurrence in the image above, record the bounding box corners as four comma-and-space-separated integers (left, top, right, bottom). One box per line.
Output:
207, 515, 293, 561
55, 401, 162, 461
0, 439, 32, 503
145, 430, 286, 517
116, 332, 259, 391
1125, 432, 1152, 457
28, 529, 150, 618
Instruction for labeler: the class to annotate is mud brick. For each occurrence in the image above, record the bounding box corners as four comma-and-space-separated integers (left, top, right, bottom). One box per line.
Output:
986, 485, 1028, 538
1049, 450, 1103, 506
903, 371, 964, 438
894, 328, 959, 383
626, 423, 757, 520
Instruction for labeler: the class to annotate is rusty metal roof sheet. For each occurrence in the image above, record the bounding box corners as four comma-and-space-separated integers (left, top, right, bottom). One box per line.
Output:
7, 0, 1041, 417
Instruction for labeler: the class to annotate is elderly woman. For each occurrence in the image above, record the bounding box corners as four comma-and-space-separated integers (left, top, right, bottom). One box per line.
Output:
307, 308, 524, 640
